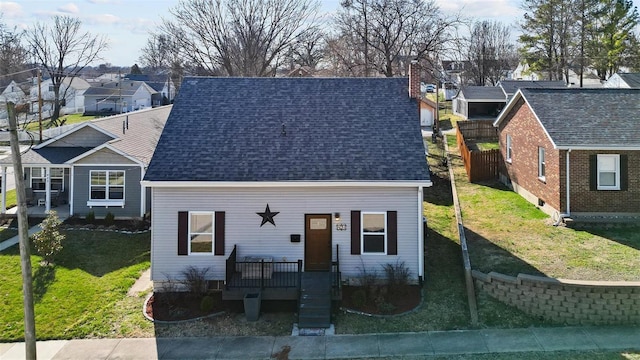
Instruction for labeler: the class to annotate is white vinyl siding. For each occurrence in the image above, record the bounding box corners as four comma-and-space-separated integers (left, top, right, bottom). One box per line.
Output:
597, 154, 620, 190
150, 187, 420, 283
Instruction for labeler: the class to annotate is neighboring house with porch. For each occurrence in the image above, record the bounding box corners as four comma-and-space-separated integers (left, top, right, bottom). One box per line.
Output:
452, 86, 506, 120
142, 75, 432, 327
494, 88, 640, 220
0, 105, 171, 218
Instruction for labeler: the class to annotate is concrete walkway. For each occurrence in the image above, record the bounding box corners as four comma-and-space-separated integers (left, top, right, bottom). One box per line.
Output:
1, 326, 639, 359
0, 223, 42, 252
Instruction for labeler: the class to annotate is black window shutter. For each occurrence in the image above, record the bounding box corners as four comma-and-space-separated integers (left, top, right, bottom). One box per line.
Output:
387, 211, 398, 255
177, 211, 188, 255
215, 212, 225, 255
620, 155, 628, 191
589, 155, 597, 191
351, 210, 361, 255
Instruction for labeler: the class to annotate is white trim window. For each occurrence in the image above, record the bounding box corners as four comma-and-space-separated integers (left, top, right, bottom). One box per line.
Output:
538, 147, 545, 180
89, 170, 125, 201
31, 167, 64, 191
189, 212, 214, 254
505, 134, 512, 163
597, 154, 620, 190
361, 212, 386, 254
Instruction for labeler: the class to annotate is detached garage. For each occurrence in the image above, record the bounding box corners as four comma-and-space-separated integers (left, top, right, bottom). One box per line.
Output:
452, 86, 506, 120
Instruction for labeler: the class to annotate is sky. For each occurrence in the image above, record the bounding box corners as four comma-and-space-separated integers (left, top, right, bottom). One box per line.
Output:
0, 0, 637, 67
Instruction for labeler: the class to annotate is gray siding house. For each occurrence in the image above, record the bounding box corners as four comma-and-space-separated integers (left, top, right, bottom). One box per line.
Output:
0, 106, 171, 218
142, 76, 432, 290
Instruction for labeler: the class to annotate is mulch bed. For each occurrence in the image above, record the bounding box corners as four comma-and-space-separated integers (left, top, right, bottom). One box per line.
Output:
341, 285, 422, 315
146, 292, 226, 321
62, 217, 150, 232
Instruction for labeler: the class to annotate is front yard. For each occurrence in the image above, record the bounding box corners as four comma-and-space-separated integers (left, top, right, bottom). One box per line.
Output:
0, 231, 152, 341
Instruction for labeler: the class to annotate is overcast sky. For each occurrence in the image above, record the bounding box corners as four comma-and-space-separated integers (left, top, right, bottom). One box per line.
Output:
1, 0, 637, 67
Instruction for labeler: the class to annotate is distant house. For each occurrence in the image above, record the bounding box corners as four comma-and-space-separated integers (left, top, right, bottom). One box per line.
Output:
452, 86, 506, 120
142, 73, 432, 301
603, 73, 640, 88
33, 76, 91, 116
494, 88, 640, 219
83, 80, 158, 115
0, 106, 171, 218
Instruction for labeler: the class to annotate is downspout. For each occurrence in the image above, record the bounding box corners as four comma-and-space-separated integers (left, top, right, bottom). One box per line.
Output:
417, 186, 424, 281
554, 149, 571, 225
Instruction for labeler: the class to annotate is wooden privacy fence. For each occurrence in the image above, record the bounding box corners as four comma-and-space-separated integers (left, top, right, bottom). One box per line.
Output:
456, 120, 501, 182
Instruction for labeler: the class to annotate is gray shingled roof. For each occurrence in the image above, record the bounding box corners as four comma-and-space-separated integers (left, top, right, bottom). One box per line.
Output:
458, 86, 506, 101
499, 80, 566, 97
616, 73, 640, 88
519, 88, 640, 148
0, 106, 171, 166
145, 77, 431, 182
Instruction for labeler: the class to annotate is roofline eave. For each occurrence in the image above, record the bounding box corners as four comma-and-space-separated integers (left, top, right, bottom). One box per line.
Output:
141, 180, 433, 188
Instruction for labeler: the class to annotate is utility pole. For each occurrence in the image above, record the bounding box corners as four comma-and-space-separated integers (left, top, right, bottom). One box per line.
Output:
38, 69, 43, 143
7, 102, 37, 360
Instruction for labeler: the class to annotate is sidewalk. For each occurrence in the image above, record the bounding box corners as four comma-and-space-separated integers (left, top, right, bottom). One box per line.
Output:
0, 223, 42, 252
1, 326, 639, 359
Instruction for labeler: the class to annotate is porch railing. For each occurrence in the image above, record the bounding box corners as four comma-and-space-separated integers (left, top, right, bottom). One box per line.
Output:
225, 245, 302, 290
331, 244, 342, 298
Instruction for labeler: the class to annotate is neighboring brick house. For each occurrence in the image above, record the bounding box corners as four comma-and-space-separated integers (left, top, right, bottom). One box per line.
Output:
494, 88, 640, 219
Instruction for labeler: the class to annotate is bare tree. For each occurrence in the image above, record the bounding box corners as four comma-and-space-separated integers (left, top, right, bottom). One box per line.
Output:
289, 26, 326, 70
332, 0, 462, 77
27, 16, 108, 122
0, 16, 28, 87
465, 21, 519, 86
157, 0, 320, 77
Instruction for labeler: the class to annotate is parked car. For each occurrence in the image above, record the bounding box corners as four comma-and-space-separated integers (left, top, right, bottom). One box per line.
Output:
425, 84, 436, 93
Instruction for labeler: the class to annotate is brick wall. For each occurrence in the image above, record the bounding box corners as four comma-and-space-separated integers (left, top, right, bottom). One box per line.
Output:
473, 270, 640, 325
567, 150, 640, 213
497, 99, 561, 212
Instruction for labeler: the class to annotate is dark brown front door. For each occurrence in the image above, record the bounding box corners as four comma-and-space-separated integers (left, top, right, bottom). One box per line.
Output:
305, 214, 332, 271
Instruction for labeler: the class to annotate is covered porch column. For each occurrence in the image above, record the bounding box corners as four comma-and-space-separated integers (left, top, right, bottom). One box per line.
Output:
1, 166, 6, 214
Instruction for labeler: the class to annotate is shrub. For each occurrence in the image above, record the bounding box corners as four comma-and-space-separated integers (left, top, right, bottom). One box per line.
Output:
375, 297, 396, 314
85, 211, 95, 223
31, 210, 65, 265
200, 295, 215, 313
181, 266, 211, 297
357, 261, 379, 302
351, 289, 367, 308
382, 260, 411, 299
104, 212, 115, 225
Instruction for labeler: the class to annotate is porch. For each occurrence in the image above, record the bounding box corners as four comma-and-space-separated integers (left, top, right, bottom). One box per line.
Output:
222, 245, 342, 301
5, 202, 70, 219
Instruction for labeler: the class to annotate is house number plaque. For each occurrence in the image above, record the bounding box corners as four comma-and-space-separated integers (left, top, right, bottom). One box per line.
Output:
335, 223, 347, 231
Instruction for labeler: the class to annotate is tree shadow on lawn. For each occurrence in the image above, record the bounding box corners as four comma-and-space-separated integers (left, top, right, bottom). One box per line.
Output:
570, 224, 640, 251
33, 264, 56, 303
54, 231, 150, 277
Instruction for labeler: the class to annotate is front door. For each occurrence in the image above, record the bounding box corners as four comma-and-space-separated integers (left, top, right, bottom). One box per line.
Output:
305, 214, 332, 271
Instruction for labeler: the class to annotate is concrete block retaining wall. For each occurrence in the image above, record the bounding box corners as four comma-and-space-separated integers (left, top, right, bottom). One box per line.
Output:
472, 270, 640, 325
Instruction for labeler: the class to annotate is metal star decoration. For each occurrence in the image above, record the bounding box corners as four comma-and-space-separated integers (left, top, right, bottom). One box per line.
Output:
257, 204, 279, 227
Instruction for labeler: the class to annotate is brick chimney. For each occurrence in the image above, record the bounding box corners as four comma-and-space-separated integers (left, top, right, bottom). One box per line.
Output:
408, 60, 421, 99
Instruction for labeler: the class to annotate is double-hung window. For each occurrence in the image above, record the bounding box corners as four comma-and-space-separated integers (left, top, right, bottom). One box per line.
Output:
31, 167, 64, 191
189, 212, 214, 254
90, 170, 125, 201
597, 154, 620, 190
361, 212, 386, 254
538, 147, 545, 180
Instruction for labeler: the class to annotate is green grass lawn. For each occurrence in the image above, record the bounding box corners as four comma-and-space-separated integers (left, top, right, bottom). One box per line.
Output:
445, 134, 640, 281
24, 114, 97, 131
0, 231, 152, 341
